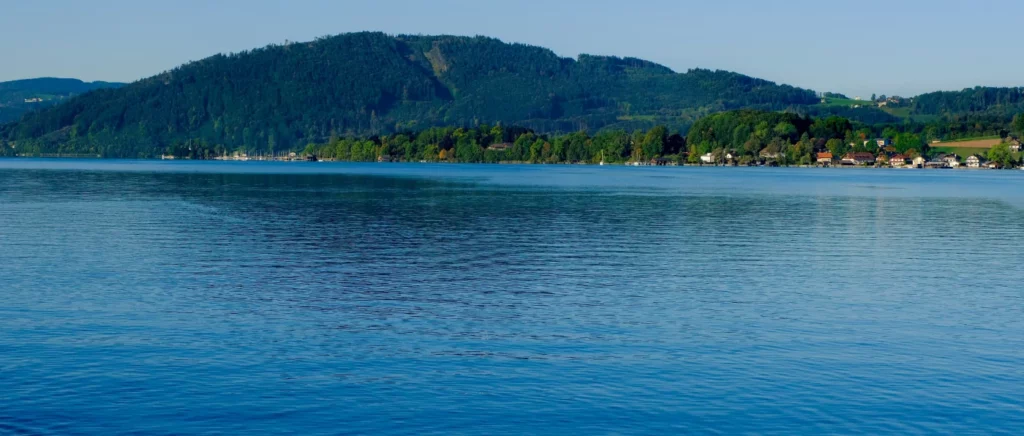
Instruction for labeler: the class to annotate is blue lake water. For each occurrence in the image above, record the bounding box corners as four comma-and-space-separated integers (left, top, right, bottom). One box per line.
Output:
1, 160, 1022, 434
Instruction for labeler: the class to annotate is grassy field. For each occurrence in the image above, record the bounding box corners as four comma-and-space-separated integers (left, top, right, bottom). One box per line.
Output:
932, 137, 1001, 148
875, 107, 939, 122
930, 137, 1003, 159
816, 99, 939, 122
818, 97, 869, 107
938, 136, 1000, 144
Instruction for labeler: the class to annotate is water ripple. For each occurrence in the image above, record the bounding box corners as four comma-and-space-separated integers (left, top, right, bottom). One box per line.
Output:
0, 162, 1023, 434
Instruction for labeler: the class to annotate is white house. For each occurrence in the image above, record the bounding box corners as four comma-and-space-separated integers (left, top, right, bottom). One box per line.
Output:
912, 156, 927, 168
700, 153, 714, 164
842, 152, 876, 165
943, 155, 961, 168
966, 155, 981, 168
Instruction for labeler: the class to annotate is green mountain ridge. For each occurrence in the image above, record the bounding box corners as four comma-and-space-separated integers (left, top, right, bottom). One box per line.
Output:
2, 32, 1021, 158
0, 32, 819, 157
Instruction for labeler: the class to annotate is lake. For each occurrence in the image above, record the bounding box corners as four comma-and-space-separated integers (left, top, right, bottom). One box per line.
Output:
1, 160, 1022, 434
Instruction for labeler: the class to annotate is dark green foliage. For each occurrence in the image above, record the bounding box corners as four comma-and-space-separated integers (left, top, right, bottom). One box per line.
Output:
1013, 114, 1024, 136
684, 110, 933, 164
1, 32, 818, 158
799, 105, 901, 125
295, 122, 691, 164
913, 87, 1024, 116
907, 113, 1011, 142
987, 142, 1016, 168
293, 109, 1008, 166
686, 110, 814, 154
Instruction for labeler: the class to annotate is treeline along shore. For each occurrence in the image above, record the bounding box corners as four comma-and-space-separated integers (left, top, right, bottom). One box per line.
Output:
125, 110, 1024, 169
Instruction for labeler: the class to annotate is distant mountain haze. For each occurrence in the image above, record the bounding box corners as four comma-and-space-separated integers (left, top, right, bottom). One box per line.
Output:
0, 78, 124, 123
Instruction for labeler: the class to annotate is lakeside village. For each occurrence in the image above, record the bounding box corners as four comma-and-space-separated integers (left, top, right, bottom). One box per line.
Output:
693, 136, 1023, 170
166, 134, 1024, 170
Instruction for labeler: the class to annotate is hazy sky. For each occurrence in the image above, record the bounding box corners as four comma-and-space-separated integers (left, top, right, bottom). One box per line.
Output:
2, 0, 1019, 97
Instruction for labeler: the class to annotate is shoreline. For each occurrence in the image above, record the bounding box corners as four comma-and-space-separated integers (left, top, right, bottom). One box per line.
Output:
3, 155, 1021, 170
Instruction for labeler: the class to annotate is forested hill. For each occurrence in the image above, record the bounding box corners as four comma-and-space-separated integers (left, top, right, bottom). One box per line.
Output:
912, 87, 1024, 117
0, 32, 818, 157
0, 78, 124, 123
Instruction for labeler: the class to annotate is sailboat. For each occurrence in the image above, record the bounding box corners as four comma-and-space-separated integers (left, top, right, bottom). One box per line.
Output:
599, 150, 606, 166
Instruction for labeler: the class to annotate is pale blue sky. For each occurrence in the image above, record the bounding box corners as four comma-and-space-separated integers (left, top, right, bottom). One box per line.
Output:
1, 0, 1019, 97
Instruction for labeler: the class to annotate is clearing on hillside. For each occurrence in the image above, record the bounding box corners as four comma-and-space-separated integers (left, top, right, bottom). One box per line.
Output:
931, 138, 1002, 149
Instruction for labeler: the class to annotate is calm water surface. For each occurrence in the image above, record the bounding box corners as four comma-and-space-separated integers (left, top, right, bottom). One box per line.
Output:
1, 160, 1022, 434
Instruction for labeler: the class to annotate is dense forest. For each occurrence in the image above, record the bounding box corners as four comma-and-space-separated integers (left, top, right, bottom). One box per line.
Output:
0, 32, 818, 158
912, 87, 1024, 117
0, 78, 124, 124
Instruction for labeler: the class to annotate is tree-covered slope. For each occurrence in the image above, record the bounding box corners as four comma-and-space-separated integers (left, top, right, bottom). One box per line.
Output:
1, 32, 818, 157
0, 78, 124, 123
911, 87, 1024, 117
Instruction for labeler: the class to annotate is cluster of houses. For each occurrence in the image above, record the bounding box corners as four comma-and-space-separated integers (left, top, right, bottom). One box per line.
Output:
816, 151, 978, 168
687, 136, 1021, 169
874, 96, 906, 108
819, 95, 907, 109
817, 150, 1004, 169
161, 151, 315, 161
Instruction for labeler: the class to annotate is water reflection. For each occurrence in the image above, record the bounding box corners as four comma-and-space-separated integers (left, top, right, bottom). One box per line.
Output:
0, 161, 1022, 434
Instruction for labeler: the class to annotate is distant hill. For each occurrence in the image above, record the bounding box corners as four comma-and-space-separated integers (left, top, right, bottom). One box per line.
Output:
0, 32, 819, 157
0, 78, 124, 123
805, 86, 1024, 123
911, 87, 1024, 117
